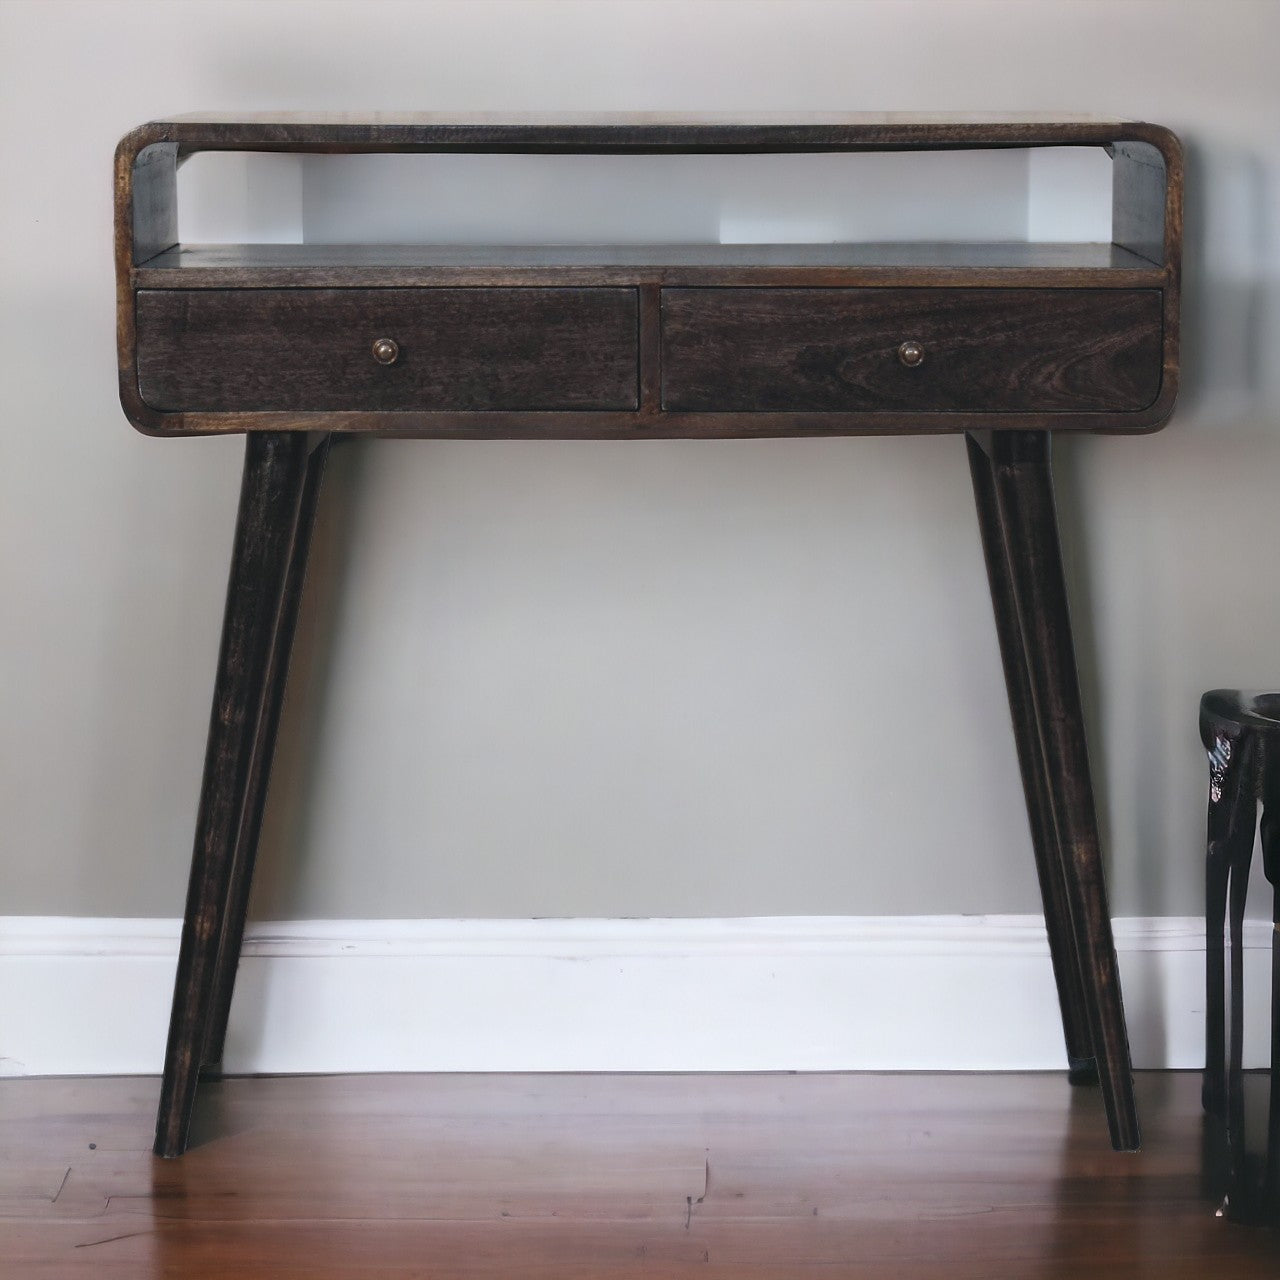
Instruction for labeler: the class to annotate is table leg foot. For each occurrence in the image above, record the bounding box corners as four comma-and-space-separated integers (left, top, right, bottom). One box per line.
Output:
1067, 1055, 1099, 1086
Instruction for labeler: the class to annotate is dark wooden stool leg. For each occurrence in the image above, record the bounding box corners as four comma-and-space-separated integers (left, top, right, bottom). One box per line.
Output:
1261, 783, 1280, 1218
154, 433, 322, 1158
979, 429, 1139, 1152
1203, 728, 1253, 1118
200, 435, 331, 1080
1225, 800, 1255, 1216
966, 432, 1095, 1081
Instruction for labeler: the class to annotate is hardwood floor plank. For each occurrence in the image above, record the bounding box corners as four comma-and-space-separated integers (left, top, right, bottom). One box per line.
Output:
4, 1213, 1278, 1280
0, 1072, 1275, 1277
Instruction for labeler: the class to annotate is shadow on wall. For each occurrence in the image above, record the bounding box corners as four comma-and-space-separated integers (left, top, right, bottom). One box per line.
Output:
1178, 139, 1271, 430
1055, 129, 1275, 903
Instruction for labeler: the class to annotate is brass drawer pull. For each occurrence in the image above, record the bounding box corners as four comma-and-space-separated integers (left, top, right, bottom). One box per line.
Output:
371, 337, 400, 365
897, 340, 925, 368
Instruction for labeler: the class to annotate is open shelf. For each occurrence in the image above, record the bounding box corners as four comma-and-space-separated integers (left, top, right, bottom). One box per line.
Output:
134, 241, 1166, 290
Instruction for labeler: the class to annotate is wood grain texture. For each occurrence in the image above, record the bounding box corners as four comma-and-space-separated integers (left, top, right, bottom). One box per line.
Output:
1112, 136, 1182, 430
132, 241, 1167, 290
154, 435, 318, 1159
199, 436, 331, 1080
114, 116, 1182, 439
971, 430, 1137, 1151
662, 288, 1162, 414
136, 288, 639, 413
1, 1072, 1276, 1278
966, 433, 1094, 1080
116, 114, 1183, 157
114, 139, 177, 437
113, 404, 1182, 440
116, 118, 1182, 1162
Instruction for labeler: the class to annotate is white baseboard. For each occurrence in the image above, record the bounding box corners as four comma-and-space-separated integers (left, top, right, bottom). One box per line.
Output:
0, 915, 1272, 1077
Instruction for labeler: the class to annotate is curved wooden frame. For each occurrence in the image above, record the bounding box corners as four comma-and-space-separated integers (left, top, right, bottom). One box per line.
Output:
114, 114, 1181, 440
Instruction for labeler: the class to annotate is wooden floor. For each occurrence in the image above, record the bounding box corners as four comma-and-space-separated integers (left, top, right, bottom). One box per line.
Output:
1, 1071, 1276, 1277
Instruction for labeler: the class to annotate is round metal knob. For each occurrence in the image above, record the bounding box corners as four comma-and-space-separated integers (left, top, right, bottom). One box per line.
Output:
897, 340, 925, 368
371, 337, 400, 365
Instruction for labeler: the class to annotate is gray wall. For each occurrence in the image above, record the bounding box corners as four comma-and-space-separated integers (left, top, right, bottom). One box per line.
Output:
2, 0, 1278, 921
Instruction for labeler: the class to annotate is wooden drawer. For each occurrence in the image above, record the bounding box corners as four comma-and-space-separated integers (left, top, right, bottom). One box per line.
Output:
661, 288, 1162, 414
136, 288, 639, 413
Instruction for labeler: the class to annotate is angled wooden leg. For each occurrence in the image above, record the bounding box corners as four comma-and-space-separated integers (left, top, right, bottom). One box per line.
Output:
200, 434, 331, 1080
154, 433, 324, 1158
966, 432, 1095, 1082
976, 429, 1138, 1152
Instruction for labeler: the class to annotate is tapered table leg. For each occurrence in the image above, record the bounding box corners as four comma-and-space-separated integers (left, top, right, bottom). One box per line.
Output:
966, 433, 1095, 1081
967, 429, 1139, 1152
154, 433, 326, 1158
200, 435, 331, 1079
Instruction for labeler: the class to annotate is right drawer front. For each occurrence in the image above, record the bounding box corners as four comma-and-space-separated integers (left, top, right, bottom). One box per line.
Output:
661, 287, 1163, 415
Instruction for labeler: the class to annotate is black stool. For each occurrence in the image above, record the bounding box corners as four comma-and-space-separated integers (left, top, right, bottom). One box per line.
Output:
1200, 689, 1280, 1221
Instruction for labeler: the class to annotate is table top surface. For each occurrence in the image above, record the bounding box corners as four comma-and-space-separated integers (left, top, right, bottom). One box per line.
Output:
120, 113, 1181, 156
156, 111, 1147, 126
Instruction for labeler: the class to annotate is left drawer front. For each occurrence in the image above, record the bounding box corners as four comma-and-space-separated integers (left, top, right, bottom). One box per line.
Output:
136, 288, 639, 413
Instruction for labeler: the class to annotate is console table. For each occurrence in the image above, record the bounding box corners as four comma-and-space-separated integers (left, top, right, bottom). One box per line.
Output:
114, 114, 1182, 1158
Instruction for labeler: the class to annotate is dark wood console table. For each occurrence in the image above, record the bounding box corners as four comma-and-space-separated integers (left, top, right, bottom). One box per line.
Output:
114, 114, 1182, 1158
